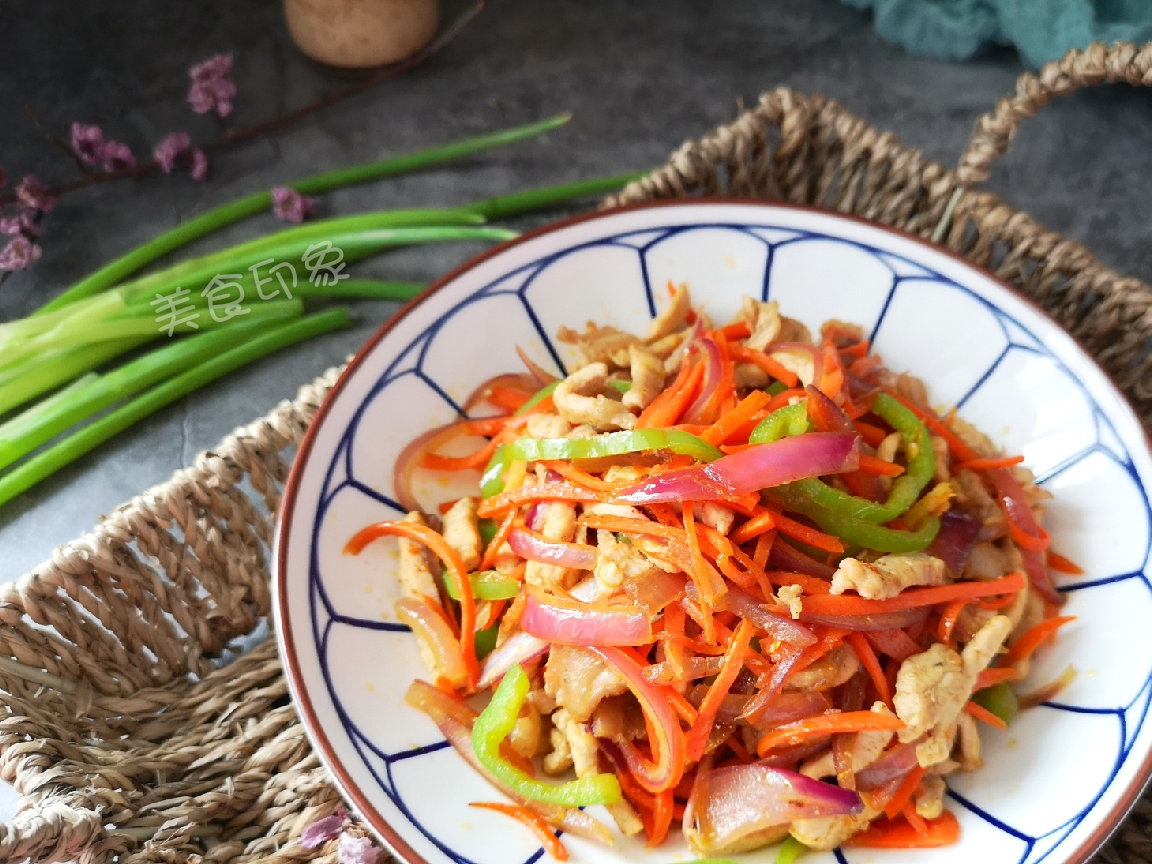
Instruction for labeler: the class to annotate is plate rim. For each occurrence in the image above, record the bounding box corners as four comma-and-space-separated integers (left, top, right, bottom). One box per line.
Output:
273, 197, 1152, 864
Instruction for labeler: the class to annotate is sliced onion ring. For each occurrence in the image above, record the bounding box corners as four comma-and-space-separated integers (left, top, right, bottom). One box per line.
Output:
508, 527, 596, 570
521, 588, 653, 647
684, 762, 862, 855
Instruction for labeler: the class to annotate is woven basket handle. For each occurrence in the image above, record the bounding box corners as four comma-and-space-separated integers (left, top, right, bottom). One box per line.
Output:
956, 41, 1152, 185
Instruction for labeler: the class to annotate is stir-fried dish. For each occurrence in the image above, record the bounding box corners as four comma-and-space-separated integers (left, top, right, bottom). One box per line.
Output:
344, 285, 1078, 860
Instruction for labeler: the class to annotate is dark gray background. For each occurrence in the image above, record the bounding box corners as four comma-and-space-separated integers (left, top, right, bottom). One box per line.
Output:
1, 2, 1150, 592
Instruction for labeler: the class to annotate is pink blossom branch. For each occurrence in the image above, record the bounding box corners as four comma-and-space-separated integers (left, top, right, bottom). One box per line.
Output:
0, 0, 483, 206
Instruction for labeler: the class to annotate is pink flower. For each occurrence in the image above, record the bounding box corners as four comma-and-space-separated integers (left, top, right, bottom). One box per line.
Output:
15, 175, 56, 213
300, 811, 345, 849
271, 186, 314, 223
0, 236, 42, 271
0, 212, 39, 238
71, 123, 105, 166
190, 53, 233, 81
153, 132, 192, 173
188, 53, 237, 118
102, 141, 136, 172
337, 834, 378, 864
190, 149, 208, 181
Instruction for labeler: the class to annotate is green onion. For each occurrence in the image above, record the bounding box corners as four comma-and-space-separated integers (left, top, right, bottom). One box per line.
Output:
36, 115, 573, 316
293, 280, 424, 301
1, 299, 302, 367
0, 314, 300, 471
0, 337, 155, 418
0, 309, 351, 509
464, 170, 648, 220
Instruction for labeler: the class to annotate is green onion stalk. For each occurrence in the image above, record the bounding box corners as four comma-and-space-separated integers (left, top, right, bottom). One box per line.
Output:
0, 309, 352, 508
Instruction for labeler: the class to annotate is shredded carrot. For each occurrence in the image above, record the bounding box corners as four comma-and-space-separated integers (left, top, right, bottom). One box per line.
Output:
470, 803, 568, 861
846, 632, 890, 708
422, 435, 506, 471
802, 571, 1026, 617
345, 521, 479, 691
964, 700, 1008, 731
757, 710, 905, 756
937, 600, 967, 647
857, 454, 905, 477
477, 482, 607, 517
975, 591, 1019, 611
701, 389, 771, 446
752, 529, 775, 570
727, 344, 800, 387
538, 460, 619, 492
686, 619, 755, 761
767, 569, 831, 595
1005, 509, 1051, 552
954, 454, 1025, 472
848, 811, 961, 848
648, 788, 675, 847
730, 509, 777, 544
682, 505, 723, 611
1047, 550, 1084, 575
769, 511, 845, 555
486, 386, 532, 412
638, 357, 703, 429
479, 508, 518, 570
975, 667, 1020, 690
902, 801, 929, 837
1001, 616, 1076, 668
883, 764, 927, 819
817, 344, 844, 399
714, 321, 751, 340
854, 420, 889, 448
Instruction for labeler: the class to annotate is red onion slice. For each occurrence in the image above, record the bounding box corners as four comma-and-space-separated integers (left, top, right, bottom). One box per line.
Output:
619, 433, 860, 504
929, 508, 983, 577
521, 589, 653, 647
991, 467, 1062, 605
685, 582, 817, 647
800, 605, 929, 632
461, 372, 539, 415
684, 763, 862, 855
477, 631, 549, 690
683, 336, 725, 424
508, 527, 596, 570
855, 742, 919, 790
769, 539, 837, 578
805, 384, 854, 434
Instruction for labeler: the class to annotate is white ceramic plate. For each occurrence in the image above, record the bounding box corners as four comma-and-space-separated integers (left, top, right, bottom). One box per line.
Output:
274, 201, 1152, 864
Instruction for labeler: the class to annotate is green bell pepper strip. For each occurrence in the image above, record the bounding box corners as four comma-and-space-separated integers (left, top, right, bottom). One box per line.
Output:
768, 485, 940, 553
480, 444, 512, 498
766, 380, 789, 397
478, 518, 499, 547
749, 402, 811, 444
787, 392, 936, 523
505, 428, 724, 463
608, 379, 631, 394
475, 622, 500, 660
472, 664, 623, 806
443, 570, 522, 602
480, 427, 723, 498
972, 681, 1019, 726
775, 837, 809, 864
513, 381, 560, 416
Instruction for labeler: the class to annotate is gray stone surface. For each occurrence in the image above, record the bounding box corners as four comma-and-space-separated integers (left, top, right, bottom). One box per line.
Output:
0, 0, 1151, 814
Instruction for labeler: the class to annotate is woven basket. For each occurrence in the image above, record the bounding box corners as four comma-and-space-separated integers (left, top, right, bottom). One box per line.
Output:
3, 40, 1151, 864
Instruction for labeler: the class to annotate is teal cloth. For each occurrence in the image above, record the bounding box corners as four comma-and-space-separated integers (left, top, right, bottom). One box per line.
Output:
841, 0, 1152, 66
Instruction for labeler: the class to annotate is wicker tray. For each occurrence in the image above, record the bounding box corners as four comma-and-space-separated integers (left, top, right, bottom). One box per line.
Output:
2, 41, 1150, 864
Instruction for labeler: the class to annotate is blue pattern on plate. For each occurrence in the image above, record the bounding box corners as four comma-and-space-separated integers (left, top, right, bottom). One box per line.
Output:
306, 223, 1152, 864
